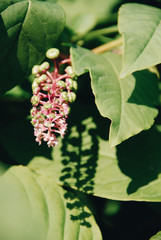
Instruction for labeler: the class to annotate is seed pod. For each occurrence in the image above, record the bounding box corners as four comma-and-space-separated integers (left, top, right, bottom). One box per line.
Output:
46, 48, 60, 59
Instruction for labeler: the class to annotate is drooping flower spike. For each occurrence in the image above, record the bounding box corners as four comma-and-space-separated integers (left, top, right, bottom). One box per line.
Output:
30, 48, 77, 147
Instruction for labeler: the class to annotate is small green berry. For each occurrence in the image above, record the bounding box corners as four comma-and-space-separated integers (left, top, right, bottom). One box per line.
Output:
48, 113, 56, 119
68, 92, 76, 102
57, 80, 66, 88
32, 81, 39, 90
32, 65, 39, 75
31, 95, 40, 105
61, 91, 68, 101
31, 118, 36, 125
30, 108, 36, 116
46, 48, 60, 59
66, 78, 73, 89
72, 81, 78, 91
37, 74, 47, 83
32, 87, 40, 94
43, 102, 52, 109
65, 66, 76, 78
43, 84, 52, 91
39, 62, 50, 72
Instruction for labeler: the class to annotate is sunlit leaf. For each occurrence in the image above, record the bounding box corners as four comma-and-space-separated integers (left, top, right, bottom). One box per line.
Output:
119, 3, 161, 78
71, 46, 158, 146
29, 105, 161, 202
0, 165, 102, 240
58, 0, 120, 34
150, 231, 161, 240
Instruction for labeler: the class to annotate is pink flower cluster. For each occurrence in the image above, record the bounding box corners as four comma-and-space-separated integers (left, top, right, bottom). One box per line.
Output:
30, 48, 77, 147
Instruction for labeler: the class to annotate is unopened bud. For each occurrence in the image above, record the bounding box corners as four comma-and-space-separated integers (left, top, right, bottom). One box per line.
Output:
31, 95, 40, 106
32, 81, 39, 90
37, 74, 47, 83
57, 80, 66, 88
32, 65, 39, 75
68, 92, 76, 102
46, 48, 60, 59
43, 84, 52, 91
43, 102, 52, 109
39, 62, 50, 72
72, 81, 78, 91
48, 113, 56, 119
65, 66, 76, 78
61, 91, 68, 101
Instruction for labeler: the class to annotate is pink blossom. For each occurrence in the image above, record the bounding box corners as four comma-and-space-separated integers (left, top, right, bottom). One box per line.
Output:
30, 49, 77, 147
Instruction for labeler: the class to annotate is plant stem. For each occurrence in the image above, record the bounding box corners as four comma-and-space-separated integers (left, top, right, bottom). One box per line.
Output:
92, 37, 123, 54
83, 25, 118, 42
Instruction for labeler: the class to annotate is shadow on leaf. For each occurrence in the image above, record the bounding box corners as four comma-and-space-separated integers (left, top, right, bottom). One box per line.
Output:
59, 104, 110, 226
117, 126, 161, 194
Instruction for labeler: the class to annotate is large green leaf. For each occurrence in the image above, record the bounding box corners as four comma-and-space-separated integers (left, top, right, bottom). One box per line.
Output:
150, 231, 161, 240
28, 105, 161, 202
1, 102, 161, 201
118, 3, 161, 78
71, 46, 159, 146
0, 165, 102, 240
0, 0, 65, 95
58, 0, 120, 34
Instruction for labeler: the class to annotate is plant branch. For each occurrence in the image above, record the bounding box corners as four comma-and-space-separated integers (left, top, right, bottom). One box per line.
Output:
83, 25, 118, 42
92, 37, 123, 54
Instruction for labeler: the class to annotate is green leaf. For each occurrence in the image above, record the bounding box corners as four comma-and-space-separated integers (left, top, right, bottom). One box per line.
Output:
29, 105, 161, 201
150, 231, 161, 240
0, 161, 10, 176
0, 165, 102, 240
71, 46, 159, 146
58, 0, 120, 34
0, 0, 65, 95
118, 3, 161, 78
5, 85, 31, 99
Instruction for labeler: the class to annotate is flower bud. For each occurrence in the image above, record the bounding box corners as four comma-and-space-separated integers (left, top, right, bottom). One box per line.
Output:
65, 66, 76, 78
61, 91, 68, 101
43, 84, 52, 91
33, 87, 40, 94
43, 102, 52, 109
66, 78, 73, 89
48, 113, 56, 119
37, 74, 47, 83
30, 108, 37, 116
57, 80, 66, 88
32, 80, 39, 90
46, 48, 60, 59
68, 92, 76, 102
31, 118, 37, 125
72, 81, 78, 91
32, 65, 39, 75
31, 95, 40, 106
39, 62, 50, 72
